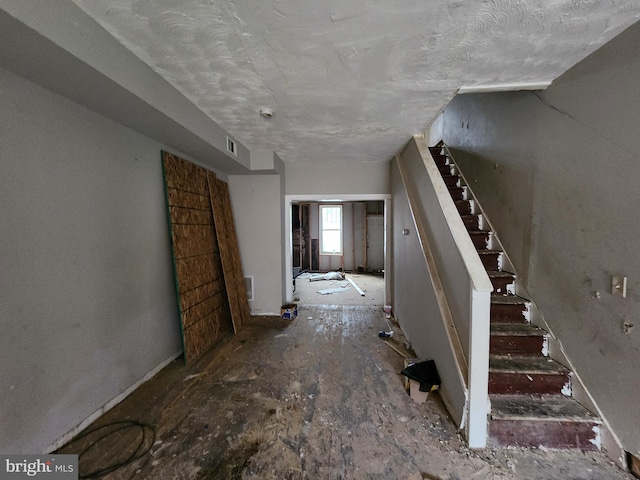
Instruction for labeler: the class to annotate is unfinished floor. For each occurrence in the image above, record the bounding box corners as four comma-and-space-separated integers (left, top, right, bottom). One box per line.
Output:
293, 272, 385, 306
58, 305, 634, 479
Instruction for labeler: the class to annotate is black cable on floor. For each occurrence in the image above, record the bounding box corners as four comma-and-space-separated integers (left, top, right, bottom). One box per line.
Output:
60, 420, 155, 478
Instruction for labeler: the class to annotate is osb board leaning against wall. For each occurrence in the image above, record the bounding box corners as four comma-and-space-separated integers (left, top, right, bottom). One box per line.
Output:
208, 173, 251, 333
162, 151, 245, 363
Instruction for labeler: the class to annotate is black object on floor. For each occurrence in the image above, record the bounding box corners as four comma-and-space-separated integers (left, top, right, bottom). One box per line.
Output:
401, 360, 441, 392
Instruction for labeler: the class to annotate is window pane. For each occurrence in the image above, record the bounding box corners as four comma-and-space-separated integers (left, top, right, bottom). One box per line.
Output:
322, 230, 341, 254
320, 205, 342, 255
322, 207, 341, 229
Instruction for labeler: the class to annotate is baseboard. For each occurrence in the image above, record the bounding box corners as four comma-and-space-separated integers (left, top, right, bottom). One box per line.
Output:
43, 350, 182, 454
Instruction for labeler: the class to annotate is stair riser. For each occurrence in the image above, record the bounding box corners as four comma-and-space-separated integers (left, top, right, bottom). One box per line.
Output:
491, 304, 528, 324
448, 187, 466, 201
489, 372, 569, 395
431, 154, 448, 166
455, 200, 472, 215
442, 176, 460, 187
438, 164, 452, 176
470, 233, 490, 250
490, 276, 514, 293
429, 147, 444, 156
461, 215, 479, 230
490, 336, 546, 356
480, 253, 499, 270
489, 420, 599, 450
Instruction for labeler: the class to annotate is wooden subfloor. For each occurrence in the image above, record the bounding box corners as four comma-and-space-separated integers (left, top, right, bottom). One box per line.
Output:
58, 306, 633, 479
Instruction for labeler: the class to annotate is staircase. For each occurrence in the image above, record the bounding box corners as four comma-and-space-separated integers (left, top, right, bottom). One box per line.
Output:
429, 144, 601, 450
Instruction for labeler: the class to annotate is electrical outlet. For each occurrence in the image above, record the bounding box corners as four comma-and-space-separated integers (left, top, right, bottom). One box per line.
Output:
611, 275, 627, 298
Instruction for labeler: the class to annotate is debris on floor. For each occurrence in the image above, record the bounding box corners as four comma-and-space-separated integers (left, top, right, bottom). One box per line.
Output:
347, 277, 365, 296
316, 285, 350, 295
304, 271, 345, 281
280, 303, 298, 319
401, 360, 441, 404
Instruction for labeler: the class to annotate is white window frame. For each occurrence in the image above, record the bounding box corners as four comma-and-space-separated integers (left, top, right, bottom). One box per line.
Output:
319, 204, 342, 255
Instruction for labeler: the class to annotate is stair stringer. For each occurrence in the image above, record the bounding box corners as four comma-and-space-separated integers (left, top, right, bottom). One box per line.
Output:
442, 144, 625, 463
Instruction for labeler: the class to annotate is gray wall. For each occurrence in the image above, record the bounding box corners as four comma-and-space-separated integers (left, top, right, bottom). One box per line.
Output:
0, 67, 182, 453
443, 21, 640, 454
229, 174, 284, 314
285, 161, 390, 196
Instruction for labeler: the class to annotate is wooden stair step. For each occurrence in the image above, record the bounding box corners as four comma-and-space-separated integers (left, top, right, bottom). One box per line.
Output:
469, 231, 491, 249
431, 154, 448, 166
429, 146, 444, 155
455, 200, 472, 215
489, 394, 600, 449
491, 294, 529, 324
490, 355, 569, 374
490, 323, 547, 356
437, 164, 452, 176
489, 356, 570, 395
477, 249, 501, 270
442, 175, 460, 187
461, 214, 480, 230
448, 185, 466, 200
487, 270, 514, 293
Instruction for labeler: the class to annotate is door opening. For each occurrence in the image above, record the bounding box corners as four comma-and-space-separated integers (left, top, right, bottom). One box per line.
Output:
287, 198, 389, 307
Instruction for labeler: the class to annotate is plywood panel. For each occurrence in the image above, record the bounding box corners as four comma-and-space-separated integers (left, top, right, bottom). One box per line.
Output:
166, 188, 210, 211
174, 255, 221, 294
208, 173, 250, 333
162, 151, 232, 364
169, 206, 213, 225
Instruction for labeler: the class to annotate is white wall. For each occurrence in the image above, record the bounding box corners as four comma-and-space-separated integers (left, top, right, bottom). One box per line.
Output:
285, 161, 390, 196
0, 68, 183, 453
229, 174, 284, 314
443, 20, 640, 456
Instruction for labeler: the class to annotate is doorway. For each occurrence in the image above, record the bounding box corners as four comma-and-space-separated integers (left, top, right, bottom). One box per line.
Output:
285, 194, 391, 307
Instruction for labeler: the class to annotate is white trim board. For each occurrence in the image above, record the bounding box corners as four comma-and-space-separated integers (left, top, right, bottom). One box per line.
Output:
457, 81, 552, 94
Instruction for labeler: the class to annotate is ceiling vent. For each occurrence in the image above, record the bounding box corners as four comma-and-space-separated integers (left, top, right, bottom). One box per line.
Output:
226, 136, 237, 156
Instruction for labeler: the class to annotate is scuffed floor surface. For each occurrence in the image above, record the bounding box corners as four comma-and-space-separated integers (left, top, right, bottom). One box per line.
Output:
59, 305, 634, 479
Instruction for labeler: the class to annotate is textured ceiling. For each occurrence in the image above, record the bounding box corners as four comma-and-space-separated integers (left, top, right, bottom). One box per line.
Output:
72, 0, 640, 164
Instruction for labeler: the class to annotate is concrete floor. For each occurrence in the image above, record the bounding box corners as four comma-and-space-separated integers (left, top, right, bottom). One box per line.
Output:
293, 273, 385, 306
59, 305, 634, 479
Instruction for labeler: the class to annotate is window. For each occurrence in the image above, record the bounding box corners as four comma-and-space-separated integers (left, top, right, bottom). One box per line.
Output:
320, 205, 342, 255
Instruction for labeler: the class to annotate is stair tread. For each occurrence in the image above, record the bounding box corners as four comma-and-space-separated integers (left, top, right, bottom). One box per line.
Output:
490, 356, 569, 374
487, 270, 514, 278
491, 294, 529, 305
490, 395, 600, 422
491, 323, 546, 336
